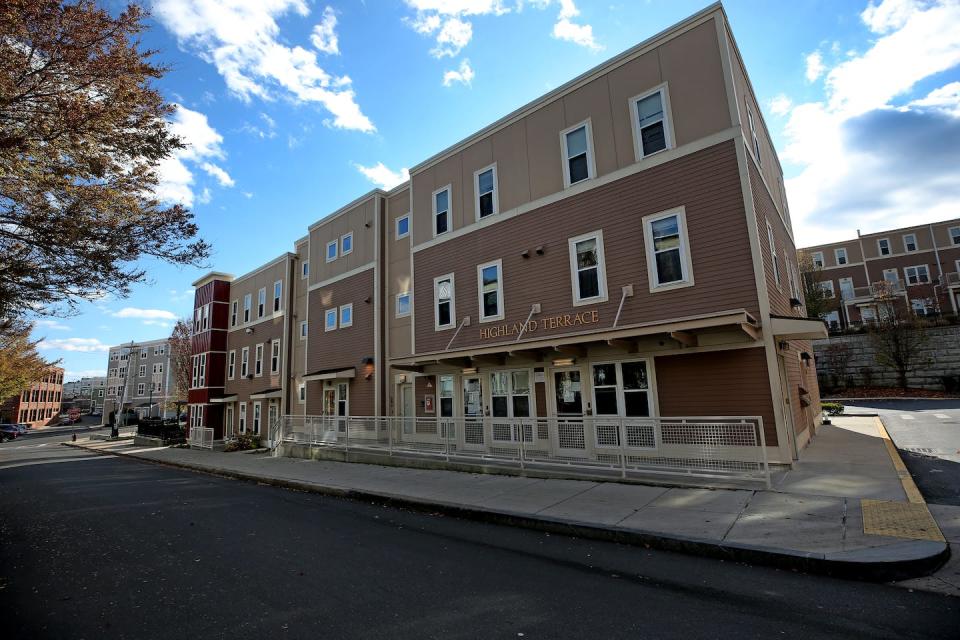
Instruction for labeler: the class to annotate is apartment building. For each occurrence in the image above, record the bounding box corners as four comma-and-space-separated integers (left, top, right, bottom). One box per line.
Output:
800, 218, 960, 328
103, 339, 175, 423
62, 376, 107, 414
189, 4, 824, 466
1, 367, 64, 427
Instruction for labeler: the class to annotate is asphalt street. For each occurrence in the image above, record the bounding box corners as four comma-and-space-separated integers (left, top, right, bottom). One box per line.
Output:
846, 400, 960, 506
1, 441, 958, 639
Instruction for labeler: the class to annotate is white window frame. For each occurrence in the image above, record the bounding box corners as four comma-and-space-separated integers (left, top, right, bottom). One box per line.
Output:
201, 304, 209, 331
628, 83, 674, 162
434, 273, 456, 331
325, 308, 337, 332
340, 232, 353, 256
252, 401, 262, 435
240, 347, 250, 378
819, 280, 835, 299
137, 382, 145, 396
950, 226, 960, 246
273, 280, 282, 312
746, 99, 762, 165
153, 362, 162, 374
643, 208, 694, 293
904, 264, 930, 286
339, 303, 353, 329
811, 251, 824, 269
767, 222, 781, 288
230, 299, 238, 327
476, 259, 504, 322
300, 320, 308, 340
228, 350, 236, 380
903, 233, 918, 252
257, 287, 266, 318
559, 119, 596, 188
432, 185, 452, 238
138, 364, 146, 378
255, 343, 264, 377
270, 338, 281, 375
877, 238, 890, 256
568, 230, 609, 305
239, 403, 247, 434
834, 247, 848, 265
474, 163, 499, 221
396, 292, 411, 318
140, 348, 148, 359
301, 261, 309, 279
243, 294, 251, 323
396, 214, 410, 240
326, 239, 338, 262
298, 383, 305, 403
838, 277, 854, 300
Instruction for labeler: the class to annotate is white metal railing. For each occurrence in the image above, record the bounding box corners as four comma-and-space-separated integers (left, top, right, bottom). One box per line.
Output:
188, 426, 214, 449
274, 415, 770, 486
851, 279, 905, 299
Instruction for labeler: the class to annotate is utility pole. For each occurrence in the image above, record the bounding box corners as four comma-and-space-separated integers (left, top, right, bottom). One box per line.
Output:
113, 340, 135, 438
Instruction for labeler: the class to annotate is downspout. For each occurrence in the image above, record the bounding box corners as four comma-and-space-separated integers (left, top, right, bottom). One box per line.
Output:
929, 223, 945, 314
282, 255, 296, 422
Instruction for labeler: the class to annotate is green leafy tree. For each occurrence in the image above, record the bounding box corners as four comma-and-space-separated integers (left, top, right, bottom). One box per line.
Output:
0, 0, 210, 320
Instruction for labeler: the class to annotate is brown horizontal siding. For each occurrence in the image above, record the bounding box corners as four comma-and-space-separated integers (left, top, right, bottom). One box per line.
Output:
413, 140, 758, 354
224, 317, 286, 401
306, 268, 376, 374
750, 161, 797, 318
655, 347, 777, 446
783, 340, 818, 438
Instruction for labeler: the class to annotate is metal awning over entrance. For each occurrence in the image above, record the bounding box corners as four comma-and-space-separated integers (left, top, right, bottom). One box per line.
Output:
209, 394, 238, 404
250, 388, 282, 400
303, 367, 356, 382
770, 315, 828, 341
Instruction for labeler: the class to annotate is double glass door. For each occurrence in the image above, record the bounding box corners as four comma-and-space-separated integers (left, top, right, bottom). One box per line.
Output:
490, 371, 533, 442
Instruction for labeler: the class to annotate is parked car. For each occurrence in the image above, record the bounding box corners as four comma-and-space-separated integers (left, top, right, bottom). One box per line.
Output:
57, 415, 74, 425
13, 423, 30, 434
0, 424, 20, 442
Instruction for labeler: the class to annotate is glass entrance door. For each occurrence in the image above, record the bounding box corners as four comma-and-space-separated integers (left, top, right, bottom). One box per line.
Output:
490, 371, 532, 443
462, 377, 483, 445
553, 369, 586, 453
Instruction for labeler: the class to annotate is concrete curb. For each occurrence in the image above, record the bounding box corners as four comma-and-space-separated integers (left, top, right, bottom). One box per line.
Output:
63, 442, 949, 583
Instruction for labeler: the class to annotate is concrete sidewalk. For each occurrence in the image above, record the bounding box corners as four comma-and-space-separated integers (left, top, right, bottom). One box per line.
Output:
65, 416, 948, 582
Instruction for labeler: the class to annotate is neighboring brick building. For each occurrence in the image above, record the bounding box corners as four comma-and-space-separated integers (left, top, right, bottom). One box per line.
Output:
1, 367, 64, 427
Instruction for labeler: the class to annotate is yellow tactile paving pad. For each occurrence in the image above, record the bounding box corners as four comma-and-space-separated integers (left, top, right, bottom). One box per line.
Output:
861, 499, 946, 542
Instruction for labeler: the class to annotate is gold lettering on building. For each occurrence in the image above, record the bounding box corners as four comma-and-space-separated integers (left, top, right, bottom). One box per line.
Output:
479, 310, 599, 340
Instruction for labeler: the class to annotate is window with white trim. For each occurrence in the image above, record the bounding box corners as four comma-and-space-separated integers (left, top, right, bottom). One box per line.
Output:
561, 121, 594, 187
903, 234, 918, 252
811, 251, 824, 268
243, 294, 251, 323
270, 339, 281, 374
950, 227, 960, 246
339, 303, 353, 328
326, 239, 338, 262
568, 231, 608, 303
433, 187, 450, 236
592, 360, 651, 421
818, 280, 835, 298
434, 274, 455, 330
396, 214, 410, 239
118, 366, 126, 377
140, 348, 148, 359
300, 320, 307, 340
257, 287, 266, 318
252, 402, 261, 435
631, 87, 670, 159
904, 265, 930, 285
839, 277, 854, 299
194, 307, 201, 333
202, 304, 209, 331
153, 363, 162, 374
239, 403, 247, 433
477, 260, 504, 322
396, 292, 411, 317
241, 347, 249, 378
273, 280, 282, 312
302, 261, 309, 278
746, 100, 762, 165
255, 344, 264, 377
228, 350, 235, 380
644, 209, 693, 290
325, 308, 337, 331
877, 238, 890, 256
299, 383, 305, 403
137, 382, 145, 396
138, 365, 146, 377
834, 247, 848, 265
231, 300, 238, 326
475, 165, 497, 219
767, 222, 781, 287
341, 232, 353, 256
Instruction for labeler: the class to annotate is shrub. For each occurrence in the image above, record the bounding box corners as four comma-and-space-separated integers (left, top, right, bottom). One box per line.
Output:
821, 402, 844, 417
859, 367, 874, 387
224, 432, 261, 452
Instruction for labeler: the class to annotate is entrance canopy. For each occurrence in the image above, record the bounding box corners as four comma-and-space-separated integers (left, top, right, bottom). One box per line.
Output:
770, 315, 828, 341
303, 367, 356, 382
209, 394, 238, 404
250, 388, 282, 400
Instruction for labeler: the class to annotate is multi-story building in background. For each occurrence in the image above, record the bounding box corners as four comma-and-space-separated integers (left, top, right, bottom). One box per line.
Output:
1, 366, 64, 427
799, 217, 960, 329
188, 4, 825, 466
62, 376, 107, 415
103, 339, 175, 424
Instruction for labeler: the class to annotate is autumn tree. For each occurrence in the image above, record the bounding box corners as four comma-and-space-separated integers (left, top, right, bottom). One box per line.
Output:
167, 317, 191, 420
869, 282, 929, 390
0, 318, 55, 403
798, 251, 836, 320
0, 1, 210, 320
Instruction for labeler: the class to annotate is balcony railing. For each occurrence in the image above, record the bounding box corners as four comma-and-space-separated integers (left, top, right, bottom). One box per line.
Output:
187, 427, 213, 449
272, 415, 770, 487
850, 279, 905, 299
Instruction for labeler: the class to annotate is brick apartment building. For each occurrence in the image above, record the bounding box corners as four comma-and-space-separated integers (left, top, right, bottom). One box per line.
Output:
102, 339, 176, 424
1, 366, 64, 427
188, 4, 825, 466
799, 218, 960, 329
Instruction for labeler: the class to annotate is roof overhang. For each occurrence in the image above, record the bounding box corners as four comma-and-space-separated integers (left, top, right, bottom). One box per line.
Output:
191, 271, 234, 288
303, 367, 357, 382
770, 316, 828, 341
250, 389, 282, 400
209, 395, 238, 404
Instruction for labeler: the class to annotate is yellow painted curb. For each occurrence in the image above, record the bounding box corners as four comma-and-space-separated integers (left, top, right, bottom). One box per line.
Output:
874, 417, 924, 504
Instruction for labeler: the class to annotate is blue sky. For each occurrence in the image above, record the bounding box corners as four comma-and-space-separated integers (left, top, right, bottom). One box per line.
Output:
35, 0, 960, 379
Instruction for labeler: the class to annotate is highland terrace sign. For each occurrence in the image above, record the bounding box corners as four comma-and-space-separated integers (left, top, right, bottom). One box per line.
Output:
479, 310, 600, 340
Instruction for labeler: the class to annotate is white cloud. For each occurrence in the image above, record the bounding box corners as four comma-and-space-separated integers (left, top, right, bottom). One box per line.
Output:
552, 17, 600, 51
443, 59, 475, 87
65, 369, 107, 380
198, 187, 212, 204
155, 104, 231, 206
768, 93, 793, 116
169, 289, 195, 303
152, 0, 374, 132
805, 51, 825, 82
310, 6, 340, 55
35, 319, 70, 331
780, 0, 960, 246
354, 162, 410, 190
112, 308, 178, 321
38, 338, 110, 353
201, 161, 235, 187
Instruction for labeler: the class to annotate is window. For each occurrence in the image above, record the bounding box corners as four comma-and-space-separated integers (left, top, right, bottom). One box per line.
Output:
475, 165, 498, 220
396, 214, 410, 239
194, 307, 201, 333
239, 403, 247, 433
818, 280, 835, 298
433, 186, 450, 236
904, 265, 930, 285
766, 222, 781, 287
644, 209, 693, 291
137, 383, 145, 396
300, 320, 308, 340
569, 231, 608, 304
299, 383, 305, 403
911, 298, 934, 316
592, 361, 651, 426
138, 365, 146, 377
746, 100, 762, 165
835, 248, 848, 265
252, 402, 261, 435
396, 292, 411, 318
949, 227, 960, 246
325, 308, 337, 331
153, 363, 162, 374
270, 339, 281, 374
157, 346, 164, 356
302, 261, 309, 278
341, 232, 353, 256
243, 294, 251, 322
140, 348, 148, 359
903, 234, 918, 252
630, 86, 671, 159
257, 287, 266, 318
273, 280, 282, 312
561, 120, 594, 187
877, 238, 890, 256
434, 274, 456, 330
241, 347, 249, 378
191, 354, 206, 387
118, 366, 126, 377
811, 251, 824, 268
109, 368, 115, 378
477, 260, 504, 322
228, 350, 236, 380
255, 344, 264, 377
839, 277, 854, 299
202, 304, 209, 331
326, 239, 338, 262
339, 303, 353, 328
231, 300, 238, 326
